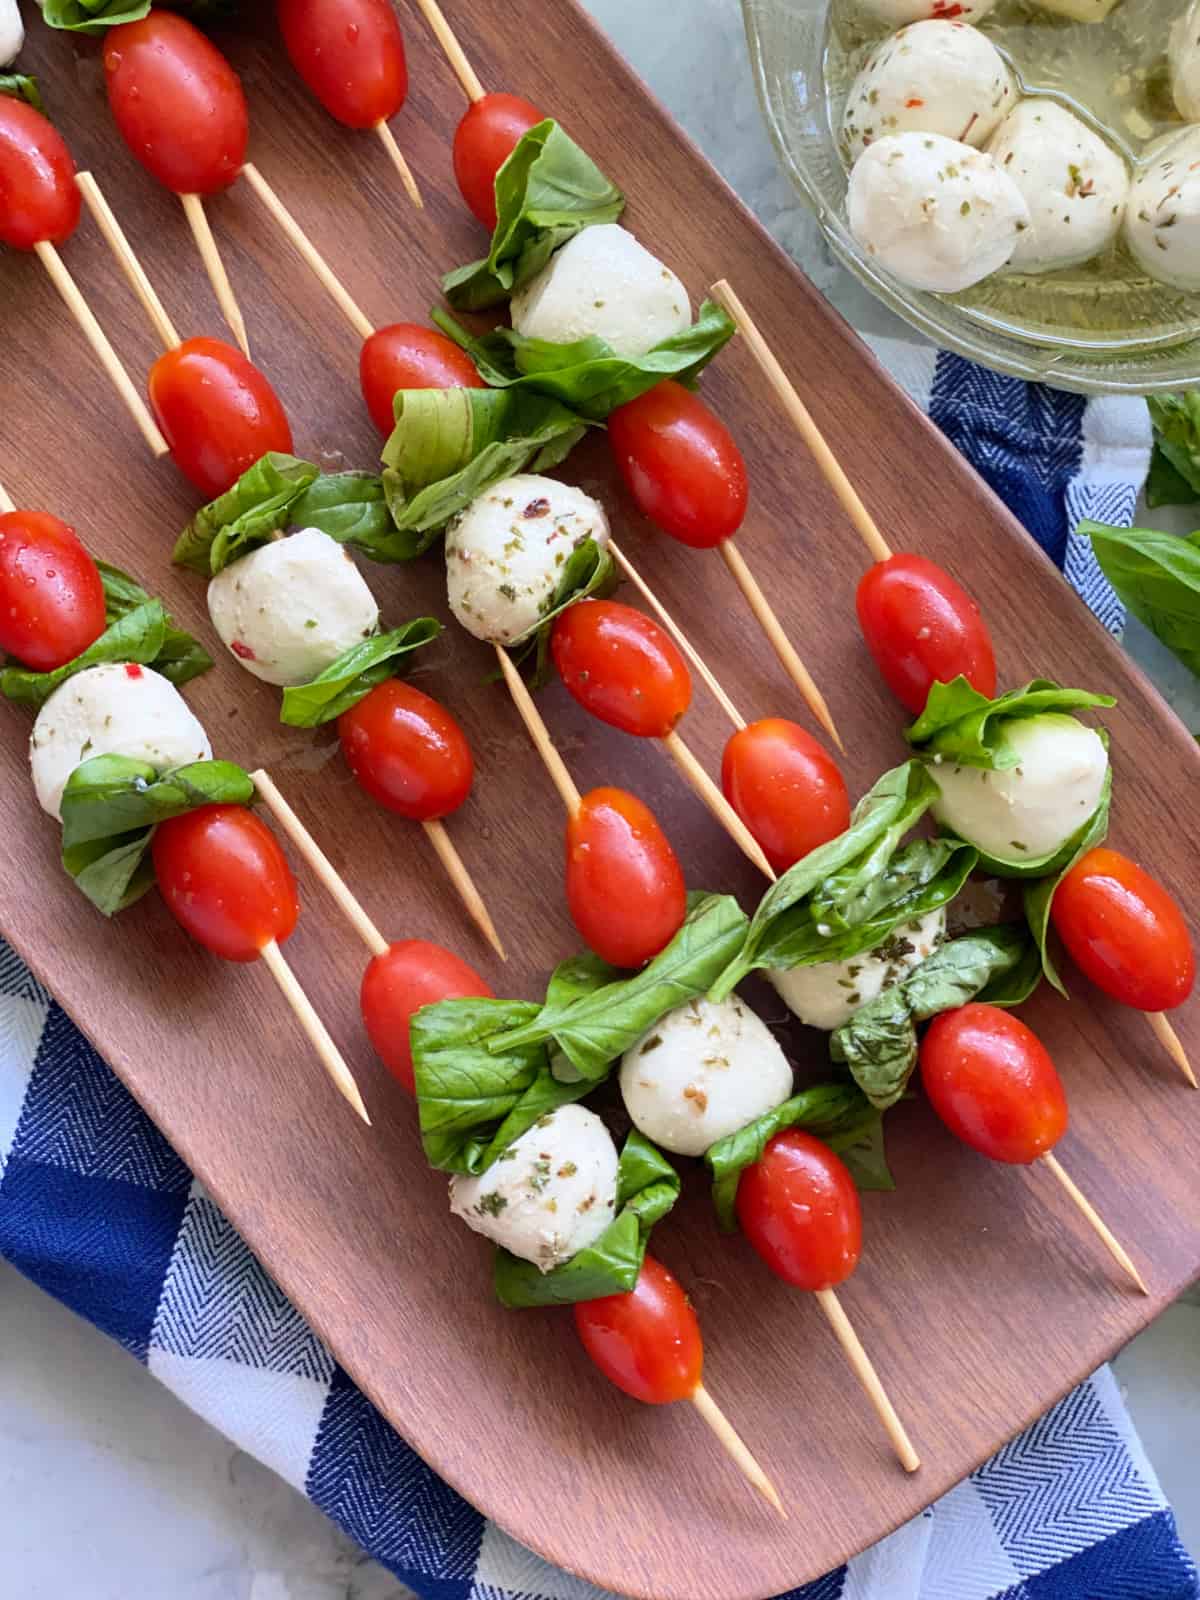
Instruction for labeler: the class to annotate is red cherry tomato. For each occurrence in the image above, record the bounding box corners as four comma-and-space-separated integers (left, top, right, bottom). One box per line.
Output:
360, 939, 492, 1093
0, 98, 80, 250
550, 600, 691, 738
452, 91, 543, 230
573, 1254, 702, 1405
1051, 847, 1195, 1013
920, 1003, 1068, 1165
152, 804, 299, 963
148, 337, 293, 500
721, 719, 850, 874
735, 1130, 861, 1291
565, 787, 686, 969
278, 0, 408, 129
339, 679, 474, 821
103, 13, 247, 196
856, 553, 996, 716
0, 511, 106, 672
607, 382, 748, 550
359, 323, 484, 435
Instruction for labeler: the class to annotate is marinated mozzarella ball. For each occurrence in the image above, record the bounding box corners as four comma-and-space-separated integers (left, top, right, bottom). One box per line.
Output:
848, 132, 1030, 293
987, 101, 1128, 273
1171, 1, 1200, 121
445, 474, 611, 646
1124, 129, 1200, 292
206, 527, 380, 687
0, 0, 24, 66
449, 1105, 619, 1272
619, 995, 793, 1158
842, 21, 1015, 165
509, 224, 691, 359
30, 663, 212, 821
855, 0, 999, 25
769, 908, 946, 1032
929, 714, 1108, 865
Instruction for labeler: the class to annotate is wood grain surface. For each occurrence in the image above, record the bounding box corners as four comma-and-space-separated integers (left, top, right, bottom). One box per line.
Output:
4, 5, 1199, 1597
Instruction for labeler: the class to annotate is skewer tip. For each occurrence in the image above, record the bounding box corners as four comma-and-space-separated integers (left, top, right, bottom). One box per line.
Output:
1145, 1011, 1196, 1088
689, 1384, 787, 1518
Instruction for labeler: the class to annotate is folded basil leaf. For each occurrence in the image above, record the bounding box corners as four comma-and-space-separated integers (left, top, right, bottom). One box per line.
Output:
906, 676, 1115, 769
279, 618, 441, 727
1085, 520, 1200, 681
705, 1082, 877, 1231
95, 562, 213, 686
489, 893, 750, 1081
494, 1132, 679, 1308
39, 0, 149, 30
442, 119, 625, 312
289, 472, 394, 549
1147, 394, 1200, 504
833, 1111, 896, 1194
62, 831, 160, 916
1022, 766, 1113, 995
433, 300, 737, 422
173, 453, 320, 576
0, 74, 43, 109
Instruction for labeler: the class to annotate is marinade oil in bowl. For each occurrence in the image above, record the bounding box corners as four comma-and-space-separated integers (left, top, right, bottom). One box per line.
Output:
743, 0, 1200, 393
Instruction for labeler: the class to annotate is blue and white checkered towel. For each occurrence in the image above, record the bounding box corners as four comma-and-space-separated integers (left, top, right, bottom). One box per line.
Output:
2, 349, 1195, 1600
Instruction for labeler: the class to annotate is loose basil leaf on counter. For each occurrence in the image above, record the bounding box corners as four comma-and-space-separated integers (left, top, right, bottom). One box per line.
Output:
1147, 394, 1200, 505
0, 74, 42, 108
279, 618, 441, 727
1085, 520, 1200, 681
488, 893, 750, 1081
442, 119, 625, 312
376, 387, 589, 561
706, 1082, 879, 1232
433, 300, 737, 423
1022, 766, 1113, 994
905, 676, 1115, 769
172, 453, 320, 575
494, 1133, 680, 1308
288, 472, 393, 549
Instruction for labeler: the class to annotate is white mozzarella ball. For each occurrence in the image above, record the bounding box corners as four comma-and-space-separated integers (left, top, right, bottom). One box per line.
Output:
30, 663, 212, 822
929, 714, 1108, 865
1171, 1, 1200, 120
620, 995, 794, 1158
0, 0, 24, 66
509, 224, 691, 359
449, 1105, 619, 1272
842, 21, 1015, 165
848, 132, 1031, 292
1124, 128, 1200, 292
445, 474, 610, 646
206, 527, 379, 688
986, 101, 1128, 272
853, 0, 999, 26
770, 908, 946, 1032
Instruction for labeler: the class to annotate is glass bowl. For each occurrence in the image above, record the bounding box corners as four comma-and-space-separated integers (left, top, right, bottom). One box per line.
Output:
741, 0, 1200, 394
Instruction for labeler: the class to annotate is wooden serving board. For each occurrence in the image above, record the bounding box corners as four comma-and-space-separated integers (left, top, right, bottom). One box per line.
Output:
4, 5, 1199, 1596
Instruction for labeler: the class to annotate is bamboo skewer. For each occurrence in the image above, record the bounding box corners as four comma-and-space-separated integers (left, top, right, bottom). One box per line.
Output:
814, 1289, 920, 1473
421, 818, 507, 960
0, 483, 14, 514
1040, 1151, 1148, 1295
76, 172, 182, 352
259, 938, 371, 1123
180, 191, 250, 358
689, 1384, 786, 1516
1144, 1011, 1196, 1088
32, 241, 170, 458
494, 646, 582, 817
408, 0, 485, 102
662, 730, 775, 880
373, 120, 424, 209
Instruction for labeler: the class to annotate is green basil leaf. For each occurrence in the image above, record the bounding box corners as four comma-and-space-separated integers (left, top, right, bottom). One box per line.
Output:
95, 563, 212, 685
39, 0, 149, 31
543, 952, 619, 1011
1147, 394, 1200, 500
1146, 444, 1197, 509
1, 602, 166, 708
494, 1132, 679, 1308
831, 1111, 896, 1194
433, 299, 737, 422
1022, 764, 1113, 994
62, 831, 158, 916
906, 676, 1115, 769
289, 472, 394, 548
278, 618, 441, 727
96, 560, 153, 620
172, 454, 319, 576
705, 1082, 876, 1231
0, 74, 43, 110
488, 893, 750, 1080
442, 120, 625, 312
1085, 520, 1200, 681
508, 535, 616, 688
829, 991, 917, 1113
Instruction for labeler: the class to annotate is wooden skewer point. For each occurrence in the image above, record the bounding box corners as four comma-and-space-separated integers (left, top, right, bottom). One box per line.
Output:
409, 0, 485, 102
690, 1383, 787, 1517
180, 192, 250, 358
710, 278, 894, 566
609, 538, 746, 732
494, 645, 583, 818
422, 818, 507, 961
718, 540, 844, 753
76, 172, 181, 353
259, 937, 371, 1124
661, 728, 775, 881
373, 121, 424, 209
33, 241, 170, 459
1040, 1150, 1148, 1295
1145, 1011, 1196, 1087
814, 1288, 920, 1473
0, 483, 14, 515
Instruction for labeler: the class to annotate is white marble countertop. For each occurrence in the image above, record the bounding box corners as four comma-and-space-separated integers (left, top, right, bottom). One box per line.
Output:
3, 3, 1198, 1598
